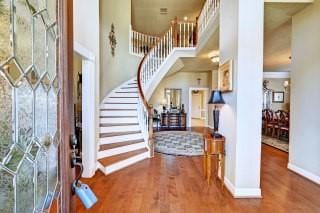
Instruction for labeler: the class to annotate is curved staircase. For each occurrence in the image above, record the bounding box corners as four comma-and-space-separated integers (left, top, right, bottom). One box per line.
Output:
96, 0, 220, 176
97, 78, 150, 175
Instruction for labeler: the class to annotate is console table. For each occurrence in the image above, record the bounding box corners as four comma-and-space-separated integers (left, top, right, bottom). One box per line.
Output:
203, 134, 225, 186
160, 112, 187, 130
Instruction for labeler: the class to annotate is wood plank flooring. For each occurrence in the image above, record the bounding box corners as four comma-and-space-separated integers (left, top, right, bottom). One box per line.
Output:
76, 137, 320, 212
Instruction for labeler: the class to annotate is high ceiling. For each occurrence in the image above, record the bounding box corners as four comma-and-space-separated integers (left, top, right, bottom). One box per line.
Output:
263, 3, 309, 71
132, 0, 205, 35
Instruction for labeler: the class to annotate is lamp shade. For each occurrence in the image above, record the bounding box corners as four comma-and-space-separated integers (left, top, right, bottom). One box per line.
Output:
208, 90, 225, 105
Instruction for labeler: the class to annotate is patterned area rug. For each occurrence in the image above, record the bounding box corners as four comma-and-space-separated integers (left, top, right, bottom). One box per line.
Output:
262, 135, 289, 152
154, 131, 204, 156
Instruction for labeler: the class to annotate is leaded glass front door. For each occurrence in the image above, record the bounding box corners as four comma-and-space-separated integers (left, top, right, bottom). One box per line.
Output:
0, 0, 61, 212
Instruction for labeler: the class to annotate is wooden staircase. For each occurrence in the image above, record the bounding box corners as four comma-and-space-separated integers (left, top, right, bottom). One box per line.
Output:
97, 78, 150, 175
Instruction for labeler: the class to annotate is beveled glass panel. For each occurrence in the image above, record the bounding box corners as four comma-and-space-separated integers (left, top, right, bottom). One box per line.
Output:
41, 73, 51, 91
35, 83, 47, 141
14, 0, 33, 71
47, 143, 57, 192
47, 0, 56, 23
16, 157, 34, 213
35, 147, 47, 211
0, 169, 14, 213
33, 12, 47, 76
0, 72, 14, 161
28, 140, 40, 160
3, 145, 24, 172
47, 28, 57, 80
16, 77, 33, 150
0, 0, 12, 65
48, 87, 57, 137
2, 58, 22, 85
26, 66, 40, 87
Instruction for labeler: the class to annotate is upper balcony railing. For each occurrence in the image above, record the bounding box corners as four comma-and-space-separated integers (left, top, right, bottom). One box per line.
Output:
129, 25, 160, 56
198, 0, 220, 38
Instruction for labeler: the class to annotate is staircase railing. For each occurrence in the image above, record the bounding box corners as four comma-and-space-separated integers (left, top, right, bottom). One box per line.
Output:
197, 0, 220, 38
136, 19, 197, 156
129, 25, 160, 56
136, 0, 220, 156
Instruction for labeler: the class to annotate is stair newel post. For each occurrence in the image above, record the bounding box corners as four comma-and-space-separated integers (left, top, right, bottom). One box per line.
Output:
195, 16, 199, 46
172, 17, 178, 47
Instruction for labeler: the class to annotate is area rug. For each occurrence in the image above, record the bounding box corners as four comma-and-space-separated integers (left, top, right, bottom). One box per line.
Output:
154, 131, 204, 156
262, 135, 289, 152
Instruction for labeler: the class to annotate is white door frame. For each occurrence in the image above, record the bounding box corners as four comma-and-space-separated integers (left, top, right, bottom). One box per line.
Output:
188, 87, 209, 127
74, 41, 97, 178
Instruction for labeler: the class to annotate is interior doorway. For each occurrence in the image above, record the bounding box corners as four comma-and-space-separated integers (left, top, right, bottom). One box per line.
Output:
189, 87, 209, 127
73, 42, 97, 178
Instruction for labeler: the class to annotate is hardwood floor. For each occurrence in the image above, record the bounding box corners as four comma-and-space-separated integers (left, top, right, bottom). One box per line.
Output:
76, 140, 320, 212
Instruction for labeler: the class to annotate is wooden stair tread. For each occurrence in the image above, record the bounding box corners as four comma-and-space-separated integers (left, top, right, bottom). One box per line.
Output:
100, 109, 137, 111
100, 123, 139, 127
100, 131, 141, 138
109, 97, 138, 98
104, 102, 137, 104
115, 91, 138, 93
121, 87, 137, 89
99, 139, 144, 151
98, 148, 148, 167
100, 116, 137, 118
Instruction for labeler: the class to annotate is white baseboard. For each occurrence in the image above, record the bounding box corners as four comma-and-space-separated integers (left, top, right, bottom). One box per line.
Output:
224, 177, 262, 198
288, 163, 320, 185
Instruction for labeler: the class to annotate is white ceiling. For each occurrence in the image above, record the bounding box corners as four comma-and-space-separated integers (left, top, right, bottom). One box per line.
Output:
263, 3, 309, 71
132, 0, 205, 35
132, 1, 310, 73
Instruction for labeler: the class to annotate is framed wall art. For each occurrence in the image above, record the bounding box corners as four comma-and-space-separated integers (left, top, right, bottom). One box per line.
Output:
218, 60, 233, 92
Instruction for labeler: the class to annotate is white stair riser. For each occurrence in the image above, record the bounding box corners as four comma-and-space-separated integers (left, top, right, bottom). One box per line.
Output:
105, 98, 138, 104
101, 104, 137, 109
100, 125, 140, 133
100, 117, 138, 123
97, 142, 146, 159
103, 152, 149, 175
100, 110, 137, 117
99, 133, 143, 144
118, 88, 138, 93
110, 93, 138, 98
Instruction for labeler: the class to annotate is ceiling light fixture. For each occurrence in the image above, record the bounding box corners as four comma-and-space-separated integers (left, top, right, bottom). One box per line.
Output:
211, 56, 220, 63
184, 16, 188, 21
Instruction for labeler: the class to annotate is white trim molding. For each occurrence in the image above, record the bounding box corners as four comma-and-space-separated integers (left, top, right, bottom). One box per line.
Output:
263, 71, 290, 79
224, 177, 262, 198
288, 163, 320, 185
188, 87, 209, 128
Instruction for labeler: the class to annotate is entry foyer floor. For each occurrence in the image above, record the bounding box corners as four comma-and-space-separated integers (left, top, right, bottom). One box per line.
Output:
76, 132, 320, 212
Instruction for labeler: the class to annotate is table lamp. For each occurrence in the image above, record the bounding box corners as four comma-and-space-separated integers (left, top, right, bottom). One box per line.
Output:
208, 90, 225, 138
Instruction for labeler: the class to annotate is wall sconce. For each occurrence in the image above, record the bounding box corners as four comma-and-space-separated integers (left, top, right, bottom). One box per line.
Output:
283, 80, 289, 92
211, 56, 220, 63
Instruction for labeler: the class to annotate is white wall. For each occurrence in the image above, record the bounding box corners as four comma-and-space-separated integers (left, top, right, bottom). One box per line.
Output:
73, 0, 100, 177
219, 0, 264, 197
149, 71, 211, 126
264, 78, 290, 111
100, 0, 141, 100
289, 1, 320, 184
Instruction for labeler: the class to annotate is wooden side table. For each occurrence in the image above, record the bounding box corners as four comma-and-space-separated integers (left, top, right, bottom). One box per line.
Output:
203, 134, 225, 186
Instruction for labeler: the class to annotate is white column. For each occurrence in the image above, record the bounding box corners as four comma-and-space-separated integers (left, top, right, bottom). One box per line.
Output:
81, 59, 98, 177
219, 0, 264, 198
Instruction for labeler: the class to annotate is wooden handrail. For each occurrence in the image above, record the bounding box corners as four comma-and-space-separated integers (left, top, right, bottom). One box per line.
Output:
136, 21, 176, 114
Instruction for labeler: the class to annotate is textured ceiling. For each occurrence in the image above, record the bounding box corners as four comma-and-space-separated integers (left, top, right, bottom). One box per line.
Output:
132, 0, 205, 35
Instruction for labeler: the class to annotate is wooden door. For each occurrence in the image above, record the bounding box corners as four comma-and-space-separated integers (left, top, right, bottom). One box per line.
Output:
0, 0, 75, 212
